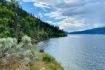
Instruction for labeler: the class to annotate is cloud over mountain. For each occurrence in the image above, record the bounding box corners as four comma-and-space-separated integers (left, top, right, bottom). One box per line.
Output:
22, 0, 105, 32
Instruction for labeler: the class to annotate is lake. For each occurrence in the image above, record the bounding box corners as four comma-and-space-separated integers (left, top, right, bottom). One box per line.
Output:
37, 35, 105, 70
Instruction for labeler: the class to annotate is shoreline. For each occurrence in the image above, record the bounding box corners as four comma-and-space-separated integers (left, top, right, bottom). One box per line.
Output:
32, 51, 64, 70
0, 36, 64, 70
33, 39, 64, 70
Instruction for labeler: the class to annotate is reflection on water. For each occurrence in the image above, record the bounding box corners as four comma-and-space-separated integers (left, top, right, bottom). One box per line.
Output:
37, 35, 105, 70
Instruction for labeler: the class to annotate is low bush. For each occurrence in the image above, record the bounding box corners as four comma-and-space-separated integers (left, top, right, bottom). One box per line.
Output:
39, 49, 44, 53
43, 54, 54, 63
0, 35, 36, 70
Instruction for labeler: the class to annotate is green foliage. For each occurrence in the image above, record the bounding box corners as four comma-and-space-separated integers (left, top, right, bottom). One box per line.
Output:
39, 49, 44, 53
0, 37, 17, 57
0, 0, 66, 42
0, 35, 35, 65
43, 54, 54, 63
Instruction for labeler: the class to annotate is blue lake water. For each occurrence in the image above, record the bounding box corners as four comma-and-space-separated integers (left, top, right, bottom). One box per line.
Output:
37, 35, 105, 70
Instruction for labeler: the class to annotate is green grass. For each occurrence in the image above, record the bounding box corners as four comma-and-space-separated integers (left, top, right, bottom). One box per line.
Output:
31, 52, 64, 70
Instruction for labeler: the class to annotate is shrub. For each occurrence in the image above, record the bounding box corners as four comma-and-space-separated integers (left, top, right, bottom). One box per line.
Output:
16, 35, 35, 65
43, 54, 54, 63
0, 37, 17, 58
0, 35, 36, 67
39, 49, 44, 53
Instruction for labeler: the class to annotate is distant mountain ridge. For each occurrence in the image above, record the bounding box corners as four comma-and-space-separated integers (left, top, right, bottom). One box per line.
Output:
70, 27, 105, 34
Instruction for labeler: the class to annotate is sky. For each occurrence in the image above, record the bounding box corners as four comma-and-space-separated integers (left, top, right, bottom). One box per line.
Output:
17, 0, 105, 32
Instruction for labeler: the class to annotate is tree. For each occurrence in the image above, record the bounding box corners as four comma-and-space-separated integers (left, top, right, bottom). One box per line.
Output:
10, 0, 20, 41
0, 0, 66, 42
0, 0, 6, 6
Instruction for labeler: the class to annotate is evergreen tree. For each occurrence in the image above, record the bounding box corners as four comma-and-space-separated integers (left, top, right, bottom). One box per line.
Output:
0, 0, 66, 42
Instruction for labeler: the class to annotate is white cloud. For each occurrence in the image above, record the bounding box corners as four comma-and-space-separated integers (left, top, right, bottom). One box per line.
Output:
23, 0, 36, 2
22, 0, 80, 9
45, 11, 65, 19
22, 0, 105, 32
23, 0, 79, 3
64, 0, 79, 3
33, 2, 50, 8
58, 17, 86, 31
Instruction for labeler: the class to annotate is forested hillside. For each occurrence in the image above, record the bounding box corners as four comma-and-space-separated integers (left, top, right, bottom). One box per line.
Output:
0, 0, 66, 42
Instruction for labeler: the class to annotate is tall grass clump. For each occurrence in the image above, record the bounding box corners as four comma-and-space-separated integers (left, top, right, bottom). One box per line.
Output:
0, 35, 36, 70
43, 54, 54, 63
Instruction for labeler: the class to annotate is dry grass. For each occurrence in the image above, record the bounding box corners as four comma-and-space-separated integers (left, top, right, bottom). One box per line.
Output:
0, 55, 30, 70
0, 52, 63, 70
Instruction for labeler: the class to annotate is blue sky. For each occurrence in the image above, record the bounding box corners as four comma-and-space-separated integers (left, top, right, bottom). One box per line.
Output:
17, 0, 105, 32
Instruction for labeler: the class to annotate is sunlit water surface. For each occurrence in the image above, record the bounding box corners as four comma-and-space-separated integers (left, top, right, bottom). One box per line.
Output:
37, 35, 105, 70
